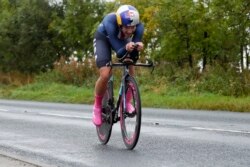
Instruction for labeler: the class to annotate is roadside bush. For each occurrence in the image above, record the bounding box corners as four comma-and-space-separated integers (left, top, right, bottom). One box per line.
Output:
53, 56, 98, 87
36, 56, 98, 87
161, 65, 201, 93
35, 70, 62, 83
0, 71, 34, 86
197, 65, 250, 96
150, 63, 250, 97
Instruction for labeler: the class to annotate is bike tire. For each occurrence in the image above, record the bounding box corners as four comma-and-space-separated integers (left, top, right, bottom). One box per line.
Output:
96, 80, 113, 145
120, 76, 141, 150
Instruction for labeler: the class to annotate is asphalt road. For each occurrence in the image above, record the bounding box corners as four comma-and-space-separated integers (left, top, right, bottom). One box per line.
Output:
0, 99, 250, 167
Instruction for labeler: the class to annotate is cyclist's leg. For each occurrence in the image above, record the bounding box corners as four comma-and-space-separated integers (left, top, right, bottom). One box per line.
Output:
128, 65, 135, 76
128, 49, 139, 77
95, 67, 112, 95
93, 31, 112, 126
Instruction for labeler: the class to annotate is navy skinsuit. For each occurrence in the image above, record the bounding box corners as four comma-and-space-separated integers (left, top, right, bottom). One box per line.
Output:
93, 13, 144, 68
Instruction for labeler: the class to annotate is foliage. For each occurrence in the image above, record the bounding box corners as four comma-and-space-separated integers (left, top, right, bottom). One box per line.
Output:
0, 71, 34, 86
3, 82, 93, 104
40, 56, 98, 87
197, 65, 250, 96
1, 77, 250, 112
0, 0, 56, 73
156, 0, 195, 62
155, 0, 250, 70
0, 0, 106, 73
137, 61, 250, 97
48, 0, 106, 58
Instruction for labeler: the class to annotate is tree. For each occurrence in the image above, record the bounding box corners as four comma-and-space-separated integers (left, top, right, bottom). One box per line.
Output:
0, 0, 14, 71
156, 0, 197, 68
49, 0, 106, 58
208, 0, 250, 70
0, 0, 56, 73
154, 0, 250, 72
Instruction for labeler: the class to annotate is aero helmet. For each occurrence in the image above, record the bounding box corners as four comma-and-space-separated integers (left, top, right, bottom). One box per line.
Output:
116, 5, 140, 26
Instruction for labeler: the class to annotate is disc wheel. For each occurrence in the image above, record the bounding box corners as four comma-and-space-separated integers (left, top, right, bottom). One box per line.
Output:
96, 81, 113, 144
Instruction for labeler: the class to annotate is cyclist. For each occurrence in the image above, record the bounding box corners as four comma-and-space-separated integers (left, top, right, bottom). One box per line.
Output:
92, 5, 144, 126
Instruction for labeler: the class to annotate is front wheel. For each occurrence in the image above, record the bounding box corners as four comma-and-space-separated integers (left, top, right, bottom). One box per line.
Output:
120, 76, 141, 150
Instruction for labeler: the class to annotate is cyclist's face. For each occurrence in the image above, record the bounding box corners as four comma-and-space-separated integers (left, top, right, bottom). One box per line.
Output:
121, 26, 136, 38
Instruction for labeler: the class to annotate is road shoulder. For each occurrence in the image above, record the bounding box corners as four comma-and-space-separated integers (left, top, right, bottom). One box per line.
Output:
0, 154, 39, 167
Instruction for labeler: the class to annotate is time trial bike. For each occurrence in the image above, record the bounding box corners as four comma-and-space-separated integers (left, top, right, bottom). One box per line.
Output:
96, 56, 154, 150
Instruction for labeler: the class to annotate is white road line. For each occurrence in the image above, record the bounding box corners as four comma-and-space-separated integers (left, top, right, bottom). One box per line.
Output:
191, 127, 250, 134
0, 108, 8, 112
38, 113, 89, 119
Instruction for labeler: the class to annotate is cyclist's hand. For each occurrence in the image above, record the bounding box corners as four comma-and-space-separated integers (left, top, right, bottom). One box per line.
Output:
135, 42, 144, 51
126, 42, 136, 52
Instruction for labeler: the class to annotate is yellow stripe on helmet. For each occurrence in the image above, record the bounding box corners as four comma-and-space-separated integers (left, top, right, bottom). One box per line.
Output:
116, 13, 122, 26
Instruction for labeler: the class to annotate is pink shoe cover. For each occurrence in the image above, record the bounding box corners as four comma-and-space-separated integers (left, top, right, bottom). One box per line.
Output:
126, 102, 135, 114
92, 106, 102, 126
126, 88, 135, 113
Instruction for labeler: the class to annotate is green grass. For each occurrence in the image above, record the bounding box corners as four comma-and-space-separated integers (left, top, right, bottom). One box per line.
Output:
0, 82, 250, 112
142, 92, 250, 112
0, 82, 93, 104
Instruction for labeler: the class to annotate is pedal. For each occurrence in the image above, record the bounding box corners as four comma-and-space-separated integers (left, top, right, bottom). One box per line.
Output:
125, 112, 136, 118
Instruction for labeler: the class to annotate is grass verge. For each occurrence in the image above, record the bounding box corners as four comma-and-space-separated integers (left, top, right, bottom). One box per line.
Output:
0, 83, 93, 104
0, 82, 249, 112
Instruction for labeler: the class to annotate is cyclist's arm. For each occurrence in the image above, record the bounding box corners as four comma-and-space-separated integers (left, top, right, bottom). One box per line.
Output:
105, 24, 127, 57
105, 23, 144, 57
132, 24, 144, 52
131, 23, 144, 43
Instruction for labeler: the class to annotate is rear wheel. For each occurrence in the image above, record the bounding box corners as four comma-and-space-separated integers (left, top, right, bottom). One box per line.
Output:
120, 76, 141, 150
96, 80, 113, 144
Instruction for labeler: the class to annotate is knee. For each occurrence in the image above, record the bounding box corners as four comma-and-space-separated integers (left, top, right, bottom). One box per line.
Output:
99, 74, 110, 82
99, 67, 112, 82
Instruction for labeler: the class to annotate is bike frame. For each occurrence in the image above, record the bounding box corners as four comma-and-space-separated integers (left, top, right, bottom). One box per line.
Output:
109, 60, 154, 124
112, 63, 130, 123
